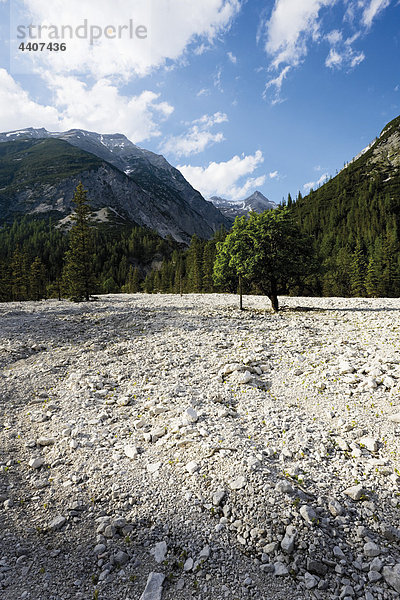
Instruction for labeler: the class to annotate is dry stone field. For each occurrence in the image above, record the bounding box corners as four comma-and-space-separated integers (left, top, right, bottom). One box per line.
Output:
1, 293, 400, 600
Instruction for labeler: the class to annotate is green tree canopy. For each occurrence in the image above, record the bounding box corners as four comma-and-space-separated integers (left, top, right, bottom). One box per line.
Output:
213, 207, 314, 311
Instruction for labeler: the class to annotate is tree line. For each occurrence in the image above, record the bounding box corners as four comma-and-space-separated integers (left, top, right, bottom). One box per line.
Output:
1, 179, 400, 310
0, 184, 179, 302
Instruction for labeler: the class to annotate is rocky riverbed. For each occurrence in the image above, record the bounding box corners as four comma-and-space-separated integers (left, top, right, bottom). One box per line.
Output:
1, 293, 400, 600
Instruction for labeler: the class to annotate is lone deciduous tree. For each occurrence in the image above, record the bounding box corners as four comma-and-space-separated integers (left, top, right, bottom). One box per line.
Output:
62, 182, 95, 301
213, 207, 314, 312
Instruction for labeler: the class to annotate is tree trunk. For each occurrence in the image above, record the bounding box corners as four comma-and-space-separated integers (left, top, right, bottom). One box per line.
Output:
239, 274, 243, 311
268, 279, 279, 312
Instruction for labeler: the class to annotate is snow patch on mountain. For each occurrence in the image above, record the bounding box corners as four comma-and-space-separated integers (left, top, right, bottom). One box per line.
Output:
210, 191, 277, 220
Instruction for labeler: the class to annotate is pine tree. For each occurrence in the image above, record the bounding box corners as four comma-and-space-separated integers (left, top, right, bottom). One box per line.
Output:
365, 255, 380, 297
123, 266, 141, 293
350, 241, 367, 296
29, 257, 46, 301
62, 183, 96, 301
160, 261, 173, 292
0, 261, 11, 301
202, 241, 216, 292
171, 252, 184, 295
186, 235, 203, 292
381, 222, 400, 296
144, 270, 155, 293
11, 247, 29, 301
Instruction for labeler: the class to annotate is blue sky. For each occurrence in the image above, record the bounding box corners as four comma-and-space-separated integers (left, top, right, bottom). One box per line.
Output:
0, 0, 399, 203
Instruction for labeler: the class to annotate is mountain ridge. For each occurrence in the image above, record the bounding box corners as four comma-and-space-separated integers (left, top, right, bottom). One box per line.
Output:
210, 190, 277, 220
0, 127, 231, 243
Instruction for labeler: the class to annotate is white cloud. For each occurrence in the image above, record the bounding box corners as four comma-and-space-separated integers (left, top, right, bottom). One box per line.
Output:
227, 51, 237, 64
261, 0, 390, 100
214, 67, 223, 91
193, 112, 228, 127
0, 68, 61, 132
325, 28, 365, 70
350, 51, 365, 67
0, 70, 174, 143
197, 88, 210, 97
261, 0, 335, 101
160, 112, 227, 157
45, 74, 174, 142
326, 29, 342, 45
3, 1, 242, 147
263, 65, 290, 103
264, 0, 335, 70
303, 172, 329, 191
362, 0, 391, 28
269, 170, 279, 179
178, 150, 266, 201
161, 130, 224, 157
14, 0, 242, 79
325, 48, 343, 68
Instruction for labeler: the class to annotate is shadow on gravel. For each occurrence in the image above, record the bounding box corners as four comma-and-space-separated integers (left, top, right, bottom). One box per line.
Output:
279, 305, 400, 314
0, 298, 273, 357
0, 457, 300, 600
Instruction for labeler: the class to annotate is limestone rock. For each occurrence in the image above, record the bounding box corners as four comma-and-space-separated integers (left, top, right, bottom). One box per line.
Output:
382, 564, 400, 593
343, 484, 365, 501
185, 461, 199, 475
153, 541, 167, 563
124, 445, 139, 459
139, 572, 165, 600
299, 504, 317, 525
230, 476, 246, 490
28, 457, 44, 469
48, 515, 66, 531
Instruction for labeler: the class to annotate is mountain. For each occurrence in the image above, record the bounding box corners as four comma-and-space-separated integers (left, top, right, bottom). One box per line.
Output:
210, 191, 277, 220
293, 114, 400, 297
0, 128, 230, 243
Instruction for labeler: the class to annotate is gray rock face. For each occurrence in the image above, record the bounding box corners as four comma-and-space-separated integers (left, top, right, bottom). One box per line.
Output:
114, 550, 129, 566
304, 572, 318, 589
212, 490, 225, 506
328, 498, 343, 516
28, 457, 44, 469
274, 562, 288, 576
0, 128, 230, 242
124, 445, 139, 459
210, 191, 277, 220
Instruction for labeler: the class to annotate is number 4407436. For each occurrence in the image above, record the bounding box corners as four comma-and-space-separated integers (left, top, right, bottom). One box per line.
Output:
19, 42, 67, 52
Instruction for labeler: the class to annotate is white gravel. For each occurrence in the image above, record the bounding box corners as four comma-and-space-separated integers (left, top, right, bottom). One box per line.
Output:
1, 293, 400, 600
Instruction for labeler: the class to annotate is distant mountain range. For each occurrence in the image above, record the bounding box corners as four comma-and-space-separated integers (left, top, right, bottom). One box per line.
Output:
0, 128, 231, 243
210, 191, 277, 220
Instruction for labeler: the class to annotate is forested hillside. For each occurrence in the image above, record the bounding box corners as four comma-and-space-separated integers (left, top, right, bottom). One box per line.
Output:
293, 115, 400, 297
1, 115, 400, 302
0, 216, 183, 301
